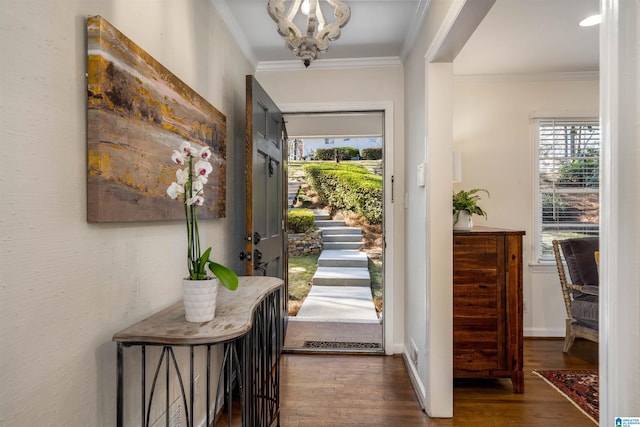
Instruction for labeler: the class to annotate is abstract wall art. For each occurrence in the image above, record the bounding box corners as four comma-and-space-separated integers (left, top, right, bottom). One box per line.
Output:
87, 16, 227, 222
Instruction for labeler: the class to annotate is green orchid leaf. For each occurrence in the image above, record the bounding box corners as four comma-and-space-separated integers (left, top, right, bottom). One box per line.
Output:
196, 247, 212, 275
199, 247, 212, 264
209, 261, 239, 290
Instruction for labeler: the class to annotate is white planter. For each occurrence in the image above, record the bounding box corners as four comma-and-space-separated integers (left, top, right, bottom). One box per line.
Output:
453, 211, 473, 231
182, 278, 219, 322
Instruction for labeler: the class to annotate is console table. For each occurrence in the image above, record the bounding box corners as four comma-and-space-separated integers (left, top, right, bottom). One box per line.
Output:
453, 227, 525, 393
113, 276, 284, 426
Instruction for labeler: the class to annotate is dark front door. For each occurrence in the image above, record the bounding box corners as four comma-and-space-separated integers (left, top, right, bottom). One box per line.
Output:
244, 75, 285, 279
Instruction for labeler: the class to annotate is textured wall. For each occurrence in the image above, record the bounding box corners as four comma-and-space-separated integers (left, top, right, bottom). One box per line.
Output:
0, 1, 253, 424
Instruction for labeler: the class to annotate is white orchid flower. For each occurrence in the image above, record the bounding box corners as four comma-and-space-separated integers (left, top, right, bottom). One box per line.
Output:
176, 168, 189, 185
192, 178, 204, 192
195, 175, 208, 186
199, 146, 212, 161
180, 141, 196, 157
187, 194, 204, 206
171, 150, 185, 165
194, 160, 213, 178
167, 182, 184, 199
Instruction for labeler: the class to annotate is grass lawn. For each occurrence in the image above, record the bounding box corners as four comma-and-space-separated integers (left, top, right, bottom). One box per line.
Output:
287, 253, 319, 316
369, 257, 383, 313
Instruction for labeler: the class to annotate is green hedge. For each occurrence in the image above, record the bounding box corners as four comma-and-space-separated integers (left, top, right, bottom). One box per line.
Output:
360, 148, 382, 160
303, 163, 382, 224
288, 209, 317, 233
314, 146, 360, 161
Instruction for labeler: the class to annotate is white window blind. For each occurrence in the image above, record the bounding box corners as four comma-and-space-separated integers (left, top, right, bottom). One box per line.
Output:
536, 118, 600, 261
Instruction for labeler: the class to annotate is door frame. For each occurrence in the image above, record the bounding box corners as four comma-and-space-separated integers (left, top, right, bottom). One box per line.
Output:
279, 101, 395, 355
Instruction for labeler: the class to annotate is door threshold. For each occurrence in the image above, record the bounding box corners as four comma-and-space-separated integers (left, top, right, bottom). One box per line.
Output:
282, 346, 385, 355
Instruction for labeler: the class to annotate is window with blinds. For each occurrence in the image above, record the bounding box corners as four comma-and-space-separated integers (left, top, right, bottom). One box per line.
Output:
535, 118, 600, 262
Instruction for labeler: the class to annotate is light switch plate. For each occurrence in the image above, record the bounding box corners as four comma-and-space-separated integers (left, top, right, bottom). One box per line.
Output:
417, 163, 425, 187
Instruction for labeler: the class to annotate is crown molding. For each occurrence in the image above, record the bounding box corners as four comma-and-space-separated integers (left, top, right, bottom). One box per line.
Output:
256, 56, 403, 72
209, 0, 258, 69
454, 71, 600, 83
400, 0, 431, 61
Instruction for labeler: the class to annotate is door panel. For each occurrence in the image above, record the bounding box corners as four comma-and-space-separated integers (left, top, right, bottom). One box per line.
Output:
245, 75, 285, 281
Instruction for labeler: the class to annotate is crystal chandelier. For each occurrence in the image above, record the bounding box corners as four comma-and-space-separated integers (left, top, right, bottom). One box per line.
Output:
267, 0, 351, 67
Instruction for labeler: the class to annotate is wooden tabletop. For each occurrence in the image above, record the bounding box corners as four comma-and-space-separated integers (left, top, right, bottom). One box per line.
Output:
113, 276, 284, 346
454, 226, 526, 235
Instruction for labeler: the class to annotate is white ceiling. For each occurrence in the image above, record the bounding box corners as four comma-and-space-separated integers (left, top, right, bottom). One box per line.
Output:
285, 111, 384, 138
212, 0, 600, 74
212, 0, 428, 64
454, 0, 600, 75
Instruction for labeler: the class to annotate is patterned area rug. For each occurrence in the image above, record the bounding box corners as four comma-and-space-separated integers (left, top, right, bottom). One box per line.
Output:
533, 370, 599, 424
303, 341, 382, 349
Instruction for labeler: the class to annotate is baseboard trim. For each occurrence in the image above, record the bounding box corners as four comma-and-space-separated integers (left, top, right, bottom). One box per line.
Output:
525, 327, 564, 337
402, 350, 426, 410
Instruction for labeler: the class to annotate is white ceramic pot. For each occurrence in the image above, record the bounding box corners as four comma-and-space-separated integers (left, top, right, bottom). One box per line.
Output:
453, 211, 473, 231
182, 277, 219, 322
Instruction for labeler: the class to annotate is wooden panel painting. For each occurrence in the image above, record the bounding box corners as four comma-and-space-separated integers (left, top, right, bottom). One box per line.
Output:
86, 16, 226, 222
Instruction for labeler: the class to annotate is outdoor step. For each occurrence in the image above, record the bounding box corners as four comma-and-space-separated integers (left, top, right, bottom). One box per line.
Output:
312, 209, 331, 220
323, 242, 363, 250
320, 226, 362, 235
312, 267, 371, 287
318, 250, 368, 268
315, 219, 346, 228
294, 285, 379, 321
323, 234, 363, 243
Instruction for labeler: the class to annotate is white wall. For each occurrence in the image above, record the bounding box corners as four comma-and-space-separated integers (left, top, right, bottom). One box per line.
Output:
453, 77, 599, 336
600, 0, 640, 421
0, 0, 253, 424
401, 0, 460, 417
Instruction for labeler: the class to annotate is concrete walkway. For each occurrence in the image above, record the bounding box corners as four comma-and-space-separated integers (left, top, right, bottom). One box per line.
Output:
295, 208, 379, 322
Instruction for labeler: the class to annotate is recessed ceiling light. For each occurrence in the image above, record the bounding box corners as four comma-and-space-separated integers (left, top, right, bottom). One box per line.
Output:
579, 14, 602, 27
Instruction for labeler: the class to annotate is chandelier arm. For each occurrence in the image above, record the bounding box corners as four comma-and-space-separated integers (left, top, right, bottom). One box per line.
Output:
285, 0, 303, 22
305, 0, 318, 37
314, 0, 326, 31
316, 0, 350, 47
326, 0, 351, 27
268, 0, 303, 39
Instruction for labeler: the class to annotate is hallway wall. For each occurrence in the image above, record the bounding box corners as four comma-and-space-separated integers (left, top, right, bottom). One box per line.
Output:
0, 1, 253, 424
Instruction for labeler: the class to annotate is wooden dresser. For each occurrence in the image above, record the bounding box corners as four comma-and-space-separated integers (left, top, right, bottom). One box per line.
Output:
453, 227, 525, 393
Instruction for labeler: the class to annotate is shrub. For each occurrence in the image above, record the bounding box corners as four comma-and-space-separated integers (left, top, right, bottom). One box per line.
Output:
360, 148, 382, 160
313, 148, 334, 161
556, 148, 599, 187
314, 146, 360, 161
288, 209, 317, 233
303, 162, 382, 224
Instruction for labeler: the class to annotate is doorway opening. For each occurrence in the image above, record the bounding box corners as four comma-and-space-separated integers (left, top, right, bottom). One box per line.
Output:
282, 111, 385, 353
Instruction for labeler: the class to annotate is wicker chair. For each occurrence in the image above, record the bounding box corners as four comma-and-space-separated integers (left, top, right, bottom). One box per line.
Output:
552, 239, 599, 352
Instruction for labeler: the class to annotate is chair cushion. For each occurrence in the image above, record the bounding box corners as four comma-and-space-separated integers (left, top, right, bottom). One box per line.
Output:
560, 237, 599, 286
571, 293, 599, 329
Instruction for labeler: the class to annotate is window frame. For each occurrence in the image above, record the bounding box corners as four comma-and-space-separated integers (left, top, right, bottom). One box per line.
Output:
532, 116, 600, 264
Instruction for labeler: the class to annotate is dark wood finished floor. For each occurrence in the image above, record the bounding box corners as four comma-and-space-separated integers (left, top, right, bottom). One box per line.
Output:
224, 338, 597, 425
278, 338, 598, 426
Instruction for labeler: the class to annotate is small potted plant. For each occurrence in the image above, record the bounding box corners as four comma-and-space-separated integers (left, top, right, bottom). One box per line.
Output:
452, 188, 489, 231
167, 141, 238, 322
